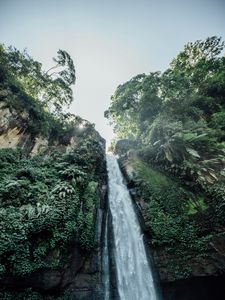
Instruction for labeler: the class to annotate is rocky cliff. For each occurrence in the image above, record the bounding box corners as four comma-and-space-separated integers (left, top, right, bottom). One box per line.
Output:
116, 148, 225, 300
0, 97, 108, 299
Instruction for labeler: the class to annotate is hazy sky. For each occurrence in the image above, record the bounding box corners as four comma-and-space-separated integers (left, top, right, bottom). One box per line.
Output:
0, 0, 225, 144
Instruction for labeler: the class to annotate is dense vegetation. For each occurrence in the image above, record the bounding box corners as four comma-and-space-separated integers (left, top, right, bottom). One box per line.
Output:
107, 36, 225, 278
0, 45, 105, 298
0, 44, 75, 114
0, 138, 104, 276
0, 44, 78, 140
127, 157, 223, 278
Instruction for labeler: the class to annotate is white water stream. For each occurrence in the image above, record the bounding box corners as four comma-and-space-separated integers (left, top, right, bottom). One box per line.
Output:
106, 154, 159, 300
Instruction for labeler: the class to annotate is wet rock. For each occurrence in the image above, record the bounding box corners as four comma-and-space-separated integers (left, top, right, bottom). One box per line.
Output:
161, 275, 225, 300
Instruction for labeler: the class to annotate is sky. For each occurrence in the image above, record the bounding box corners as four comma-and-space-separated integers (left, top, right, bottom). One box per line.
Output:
0, 0, 225, 145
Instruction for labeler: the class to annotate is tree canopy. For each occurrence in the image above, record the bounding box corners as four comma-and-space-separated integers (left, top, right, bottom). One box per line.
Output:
106, 37, 225, 281
106, 36, 225, 185
0, 45, 76, 114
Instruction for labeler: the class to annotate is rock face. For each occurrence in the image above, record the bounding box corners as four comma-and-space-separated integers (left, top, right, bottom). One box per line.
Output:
0, 100, 108, 299
117, 154, 225, 300
1, 204, 107, 300
0, 102, 35, 152
162, 275, 225, 300
0, 243, 104, 298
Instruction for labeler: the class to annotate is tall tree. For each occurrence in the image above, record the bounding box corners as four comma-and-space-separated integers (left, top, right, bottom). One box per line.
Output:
0, 45, 76, 114
106, 36, 225, 181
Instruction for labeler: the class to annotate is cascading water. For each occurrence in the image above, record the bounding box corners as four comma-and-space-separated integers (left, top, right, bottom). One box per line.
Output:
105, 154, 159, 300
103, 212, 110, 300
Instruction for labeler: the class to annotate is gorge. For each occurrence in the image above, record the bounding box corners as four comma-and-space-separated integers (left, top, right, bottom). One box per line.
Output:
1, 37, 225, 299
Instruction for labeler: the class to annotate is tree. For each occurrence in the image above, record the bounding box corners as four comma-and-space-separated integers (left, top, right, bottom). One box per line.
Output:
170, 36, 224, 72
105, 74, 145, 138
0, 45, 76, 114
47, 49, 76, 85
105, 72, 162, 139
106, 36, 225, 183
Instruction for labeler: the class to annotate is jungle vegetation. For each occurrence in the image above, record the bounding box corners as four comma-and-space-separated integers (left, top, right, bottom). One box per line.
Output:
106, 36, 225, 278
0, 45, 105, 299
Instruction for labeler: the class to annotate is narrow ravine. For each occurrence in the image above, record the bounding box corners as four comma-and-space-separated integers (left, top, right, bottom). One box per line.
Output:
105, 154, 159, 300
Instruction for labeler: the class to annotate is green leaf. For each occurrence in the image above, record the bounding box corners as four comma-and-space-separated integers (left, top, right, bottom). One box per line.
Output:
186, 147, 200, 158
164, 148, 173, 162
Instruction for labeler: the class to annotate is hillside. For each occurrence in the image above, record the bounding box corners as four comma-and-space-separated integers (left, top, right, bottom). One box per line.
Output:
0, 45, 107, 299
106, 36, 225, 298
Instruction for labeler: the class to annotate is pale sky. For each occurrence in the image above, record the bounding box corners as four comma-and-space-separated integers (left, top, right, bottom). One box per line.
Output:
0, 0, 225, 145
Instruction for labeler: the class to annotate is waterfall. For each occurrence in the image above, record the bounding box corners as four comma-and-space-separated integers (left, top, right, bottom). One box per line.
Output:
105, 154, 159, 300
103, 212, 110, 300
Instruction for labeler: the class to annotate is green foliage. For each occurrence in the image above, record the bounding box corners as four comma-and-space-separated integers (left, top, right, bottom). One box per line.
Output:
114, 139, 140, 155
132, 158, 171, 188
211, 111, 225, 130
107, 35, 225, 280
187, 197, 208, 215
0, 43, 105, 297
107, 36, 225, 188
131, 157, 223, 279
0, 44, 80, 142
0, 44, 76, 114
0, 138, 103, 277
0, 288, 72, 300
